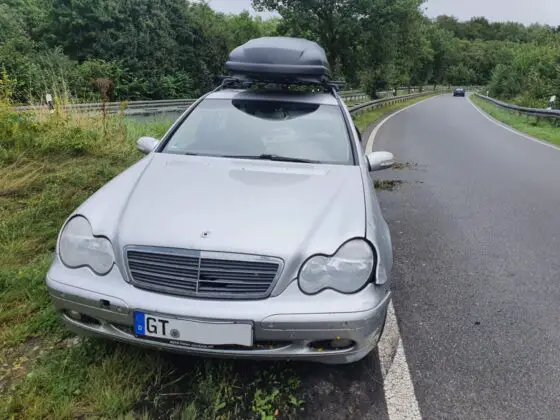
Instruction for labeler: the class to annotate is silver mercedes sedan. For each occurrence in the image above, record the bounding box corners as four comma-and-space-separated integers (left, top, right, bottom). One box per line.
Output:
46, 87, 394, 364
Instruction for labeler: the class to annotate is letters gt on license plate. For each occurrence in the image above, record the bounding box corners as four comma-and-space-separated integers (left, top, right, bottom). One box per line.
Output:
133, 312, 253, 347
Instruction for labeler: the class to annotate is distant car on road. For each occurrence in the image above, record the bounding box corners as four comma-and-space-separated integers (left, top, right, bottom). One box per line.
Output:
45, 37, 395, 365
453, 87, 466, 97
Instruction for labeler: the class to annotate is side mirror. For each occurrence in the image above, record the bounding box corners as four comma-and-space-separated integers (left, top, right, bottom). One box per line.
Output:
366, 151, 394, 172
136, 136, 160, 154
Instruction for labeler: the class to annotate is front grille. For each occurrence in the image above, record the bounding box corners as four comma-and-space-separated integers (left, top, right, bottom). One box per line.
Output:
125, 247, 282, 299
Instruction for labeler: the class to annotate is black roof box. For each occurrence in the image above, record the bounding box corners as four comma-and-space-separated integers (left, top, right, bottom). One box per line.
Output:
225, 37, 332, 84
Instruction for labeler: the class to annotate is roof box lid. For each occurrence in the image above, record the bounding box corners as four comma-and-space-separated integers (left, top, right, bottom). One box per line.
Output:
225, 37, 332, 84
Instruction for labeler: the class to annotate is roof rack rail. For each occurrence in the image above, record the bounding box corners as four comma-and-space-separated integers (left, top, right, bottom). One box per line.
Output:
328, 81, 346, 92
213, 75, 346, 96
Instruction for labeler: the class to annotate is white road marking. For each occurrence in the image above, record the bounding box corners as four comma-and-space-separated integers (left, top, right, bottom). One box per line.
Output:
377, 304, 422, 419
467, 95, 560, 152
365, 98, 427, 419
378, 301, 400, 377
384, 339, 423, 420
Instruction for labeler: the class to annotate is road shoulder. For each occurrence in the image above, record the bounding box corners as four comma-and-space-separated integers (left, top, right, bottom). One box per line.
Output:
468, 94, 560, 150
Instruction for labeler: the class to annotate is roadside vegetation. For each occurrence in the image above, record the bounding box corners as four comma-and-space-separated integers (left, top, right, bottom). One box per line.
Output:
2, 0, 559, 105
471, 95, 560, 146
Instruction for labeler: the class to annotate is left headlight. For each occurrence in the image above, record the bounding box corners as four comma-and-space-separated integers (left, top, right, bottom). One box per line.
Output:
59, 216, 115, 275
298, 239, 375, 295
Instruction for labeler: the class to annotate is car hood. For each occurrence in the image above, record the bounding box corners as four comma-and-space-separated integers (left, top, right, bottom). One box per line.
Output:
72, 153, 367, 295
112, 153, 365, 260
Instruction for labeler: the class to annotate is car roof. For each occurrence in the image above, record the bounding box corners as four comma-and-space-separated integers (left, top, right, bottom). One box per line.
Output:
205, 89, 340, 106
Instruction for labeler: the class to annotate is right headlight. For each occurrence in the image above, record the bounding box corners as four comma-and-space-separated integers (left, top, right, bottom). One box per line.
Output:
298, 239, 375, 295
58, 216, 115, 275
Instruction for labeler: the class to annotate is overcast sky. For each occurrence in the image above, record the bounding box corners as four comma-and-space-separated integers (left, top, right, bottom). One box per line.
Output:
203, 0, 560, 26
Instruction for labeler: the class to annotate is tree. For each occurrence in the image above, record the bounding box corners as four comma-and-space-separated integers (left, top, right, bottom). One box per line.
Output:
435, 15, 465, 39
488, 42, 560, 105
464, 17, 492, 41
252, 0, 367, 84
2, 0, 559, 106
428, 26, 456, 86
396, 14, 435, 89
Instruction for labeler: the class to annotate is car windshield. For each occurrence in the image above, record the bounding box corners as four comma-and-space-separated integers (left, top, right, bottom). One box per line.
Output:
161, 98, 353, 165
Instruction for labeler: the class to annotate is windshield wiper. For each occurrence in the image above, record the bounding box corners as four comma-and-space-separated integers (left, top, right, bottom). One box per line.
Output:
222, 154, 321, 164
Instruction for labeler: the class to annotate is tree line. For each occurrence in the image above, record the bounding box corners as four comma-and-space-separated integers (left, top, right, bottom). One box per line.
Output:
1, 0, 559, 107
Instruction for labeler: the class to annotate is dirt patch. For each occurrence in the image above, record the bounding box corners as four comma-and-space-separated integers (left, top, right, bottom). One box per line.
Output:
0, 337, 51, 395
374, 180, 404, 191
299, 350, 389, 419
0, 334, 80, 397
392, 161, 418, 170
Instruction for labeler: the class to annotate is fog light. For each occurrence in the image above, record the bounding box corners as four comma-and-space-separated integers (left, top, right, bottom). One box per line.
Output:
309, 339, 356, 351
330, 338, 353, 349
67, 310, 82, 321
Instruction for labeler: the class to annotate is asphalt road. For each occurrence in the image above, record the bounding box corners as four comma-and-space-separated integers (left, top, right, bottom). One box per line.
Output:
373, 94, 560, 419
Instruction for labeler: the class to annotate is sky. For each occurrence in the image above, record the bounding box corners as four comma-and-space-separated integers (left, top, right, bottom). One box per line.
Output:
202, 0, 560, 26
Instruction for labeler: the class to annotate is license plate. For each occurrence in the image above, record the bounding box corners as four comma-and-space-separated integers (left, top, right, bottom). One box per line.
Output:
133, 312, 253, 347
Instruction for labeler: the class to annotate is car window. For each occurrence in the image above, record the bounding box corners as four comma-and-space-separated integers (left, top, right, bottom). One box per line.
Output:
161, 98, 353, 164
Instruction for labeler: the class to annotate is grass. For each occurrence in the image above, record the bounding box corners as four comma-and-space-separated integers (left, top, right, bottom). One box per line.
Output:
0, 92, 418, 419
0, 104, 178, 419
4, 341, 166, 419
471, 95, 560, 146
3, 337, 302, 419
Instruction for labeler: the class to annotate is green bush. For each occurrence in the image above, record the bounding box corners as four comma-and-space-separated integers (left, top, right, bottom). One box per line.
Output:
488, 43, 560, 106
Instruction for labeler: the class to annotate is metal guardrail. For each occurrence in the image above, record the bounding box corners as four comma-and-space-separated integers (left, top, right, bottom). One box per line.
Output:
474, 93, 560, 120
13, 86, 445, 117
348, 89, 448, 116
339, 91, 369, 102
15, 91, 369, 115
13, 86, 437, 116
14, 99, 199, 115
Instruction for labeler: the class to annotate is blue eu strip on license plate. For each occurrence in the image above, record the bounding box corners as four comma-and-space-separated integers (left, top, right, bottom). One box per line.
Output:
134, 311, 146, 335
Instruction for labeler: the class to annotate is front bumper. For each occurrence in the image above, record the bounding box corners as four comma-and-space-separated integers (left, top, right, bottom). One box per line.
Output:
46, 260, 391, 364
